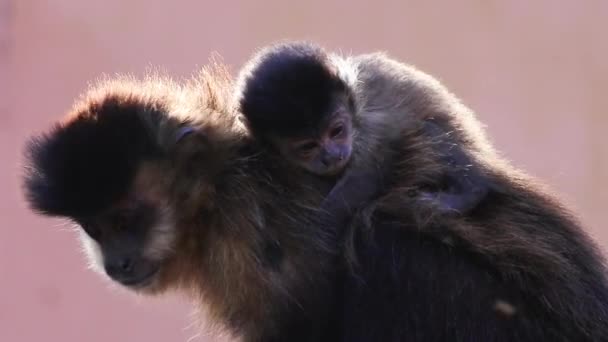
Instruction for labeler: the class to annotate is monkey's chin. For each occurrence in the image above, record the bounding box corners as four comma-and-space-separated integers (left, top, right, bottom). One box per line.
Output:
329, 167, 347, 177
115, 269, 160, 292
322, 163, 349, 177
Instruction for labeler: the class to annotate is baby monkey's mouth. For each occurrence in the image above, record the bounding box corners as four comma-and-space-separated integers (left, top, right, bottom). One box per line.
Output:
323, 158, 350, 177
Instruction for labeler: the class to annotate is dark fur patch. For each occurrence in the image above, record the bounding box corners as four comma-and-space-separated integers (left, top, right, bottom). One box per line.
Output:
23, 96, 162, 218
342, 216, 572, 341
240, 42, 347, 138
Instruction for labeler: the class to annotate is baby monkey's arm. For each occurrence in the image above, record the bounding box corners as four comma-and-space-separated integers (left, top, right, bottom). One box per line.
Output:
320, 162, 387, 230
319, 119, 489, 232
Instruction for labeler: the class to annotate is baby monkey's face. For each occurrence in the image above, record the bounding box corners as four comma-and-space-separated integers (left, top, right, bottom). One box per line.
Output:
279, 107, 354, 176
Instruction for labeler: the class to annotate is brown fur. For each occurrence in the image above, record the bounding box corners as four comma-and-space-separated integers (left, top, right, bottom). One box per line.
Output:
23, 66, 339, 342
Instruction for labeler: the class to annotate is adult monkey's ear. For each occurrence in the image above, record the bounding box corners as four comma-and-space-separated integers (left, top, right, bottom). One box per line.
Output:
175, 126, 197, 143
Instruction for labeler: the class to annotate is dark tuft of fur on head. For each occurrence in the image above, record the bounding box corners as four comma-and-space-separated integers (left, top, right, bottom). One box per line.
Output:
23, 96, 163, 218
239, 41, 348, 139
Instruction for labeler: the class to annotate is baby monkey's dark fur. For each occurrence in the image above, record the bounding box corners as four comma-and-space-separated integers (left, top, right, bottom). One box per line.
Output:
340, 51, 608, 341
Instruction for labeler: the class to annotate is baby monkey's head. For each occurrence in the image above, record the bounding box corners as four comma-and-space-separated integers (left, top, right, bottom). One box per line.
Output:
238, 41, 357, 176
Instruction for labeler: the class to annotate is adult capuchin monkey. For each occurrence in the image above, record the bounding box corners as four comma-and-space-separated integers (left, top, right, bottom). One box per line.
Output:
22, 51, 608, 341
22, 70, 342, 342
234, 41, 608, 341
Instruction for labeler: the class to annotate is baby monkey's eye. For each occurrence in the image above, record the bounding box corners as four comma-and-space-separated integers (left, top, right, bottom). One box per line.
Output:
330, 124, 344, 138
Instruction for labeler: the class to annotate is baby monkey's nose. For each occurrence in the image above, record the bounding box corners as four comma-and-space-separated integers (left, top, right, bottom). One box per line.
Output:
321, 148, 342, 167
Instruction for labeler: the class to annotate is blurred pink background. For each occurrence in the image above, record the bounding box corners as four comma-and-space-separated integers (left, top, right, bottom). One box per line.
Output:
2, 1, 607, 341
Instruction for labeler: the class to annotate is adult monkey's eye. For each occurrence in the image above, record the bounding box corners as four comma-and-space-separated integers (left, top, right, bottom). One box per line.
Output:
113, 212, 130, 231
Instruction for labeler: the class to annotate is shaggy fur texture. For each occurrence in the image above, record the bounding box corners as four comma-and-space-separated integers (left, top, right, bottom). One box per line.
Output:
22, 50, 608, 341
23, 66, 339, 342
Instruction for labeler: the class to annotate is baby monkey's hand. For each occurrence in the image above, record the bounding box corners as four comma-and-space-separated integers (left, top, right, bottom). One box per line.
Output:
321, 165, 386, 229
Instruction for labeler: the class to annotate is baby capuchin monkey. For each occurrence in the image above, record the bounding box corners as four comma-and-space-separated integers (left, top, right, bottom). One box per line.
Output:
235, 42, 488, 221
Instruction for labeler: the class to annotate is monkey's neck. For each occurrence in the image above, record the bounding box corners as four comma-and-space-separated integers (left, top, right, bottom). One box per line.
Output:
174, 144, 339, 342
